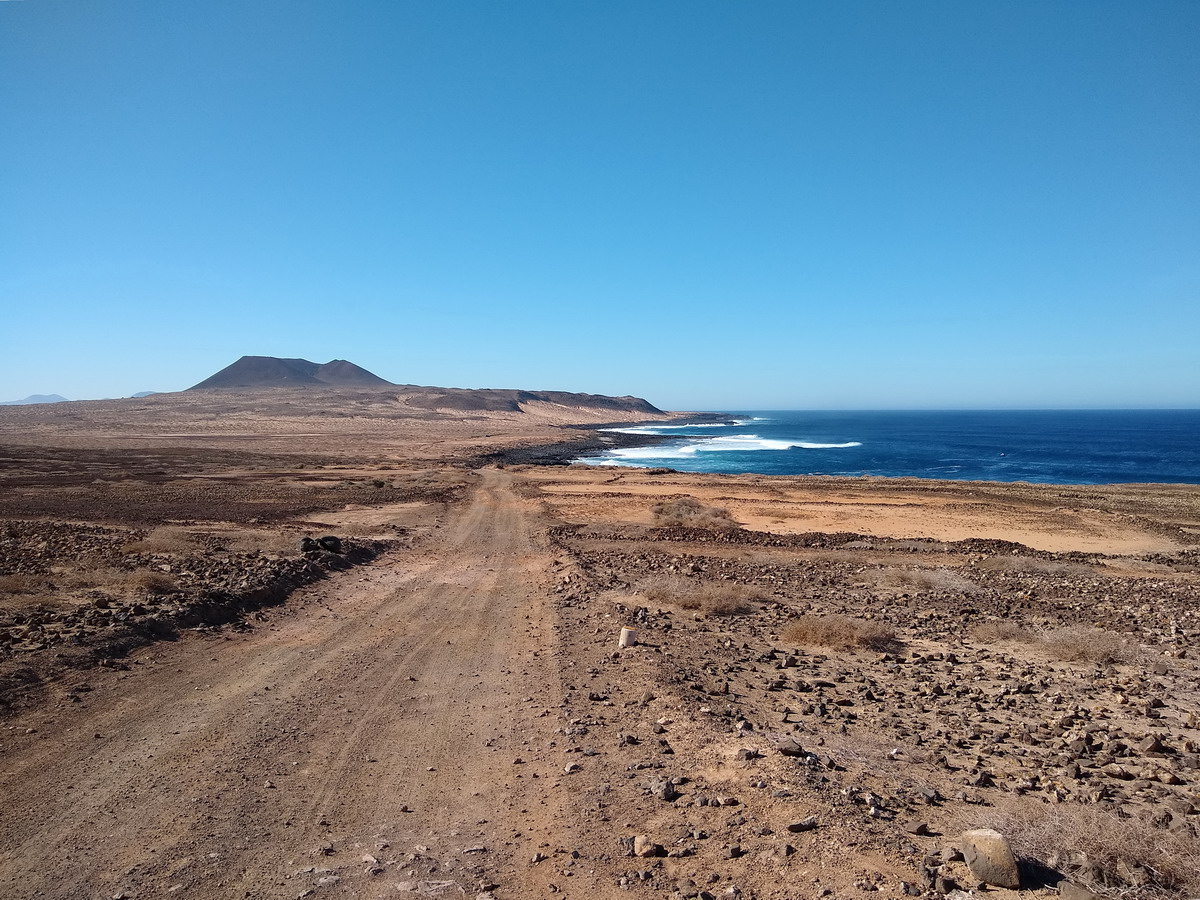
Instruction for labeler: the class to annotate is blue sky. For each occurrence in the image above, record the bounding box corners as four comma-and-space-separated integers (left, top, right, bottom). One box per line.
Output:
1, 1, 1197, 409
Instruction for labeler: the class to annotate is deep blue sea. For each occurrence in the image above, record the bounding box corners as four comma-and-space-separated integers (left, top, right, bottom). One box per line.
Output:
577, 410, 1200, 485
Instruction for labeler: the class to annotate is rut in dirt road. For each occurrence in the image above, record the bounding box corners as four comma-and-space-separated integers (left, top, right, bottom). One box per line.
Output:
0, 469, 569, 900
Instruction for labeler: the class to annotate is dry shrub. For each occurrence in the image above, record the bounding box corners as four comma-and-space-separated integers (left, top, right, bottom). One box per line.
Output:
123, 526, 198, 554
781, 614, 899, 652
57, 566, 133, 591
972, 620, 1033, 643
222, 528, 301, 555
126, 570, 179, 594
855, 567, 981, 595
638, 574, 758, 616
974, 799, 1200, 896
651, 496, 739, 530
639, 574, 691, 605
692, 583, 758, 616
22, 566, 179, 597
1040, 625, 1141, 665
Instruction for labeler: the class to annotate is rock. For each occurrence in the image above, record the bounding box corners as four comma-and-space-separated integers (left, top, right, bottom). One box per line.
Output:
633, 835, 662, 858
786, 817, 818, 832
1059, 882, 1103, 900
934, 875, 958, 894
317, 535, 342, 553
647, 778, 677, 801
918, 786, 942, 805
960, 829, 1020, 889
904, 821, 932, 836
776, 737, 805, 757
1136, 735, 1163, 754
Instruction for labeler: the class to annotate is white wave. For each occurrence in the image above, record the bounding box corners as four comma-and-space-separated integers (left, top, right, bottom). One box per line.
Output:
600, 426, 666, 434
592, 435, 862, 462
601, 421, 742, 434
692, 435, 862, 452
604, 444, 701, 459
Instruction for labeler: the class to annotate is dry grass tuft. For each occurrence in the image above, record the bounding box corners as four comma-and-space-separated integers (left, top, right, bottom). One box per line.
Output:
973, 799, 1200, 896
126, 570, 179, 594
123, 526, 198, 554
781, 614, 899, 652
970, 622, 1146, 666
1040, 625, 1142, 666
855, 567, 981, 595
0, 574, 50, 595
638, 574, 759, 616
650, 497, 739, 530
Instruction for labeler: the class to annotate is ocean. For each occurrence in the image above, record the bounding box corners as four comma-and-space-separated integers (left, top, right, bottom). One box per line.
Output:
577, 410, 1200, 485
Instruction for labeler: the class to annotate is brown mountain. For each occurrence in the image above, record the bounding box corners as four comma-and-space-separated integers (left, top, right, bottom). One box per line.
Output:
189, 356, 393, 390
186, 356, 663, 417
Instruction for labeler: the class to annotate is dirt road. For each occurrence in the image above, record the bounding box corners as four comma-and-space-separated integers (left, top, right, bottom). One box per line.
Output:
0, 470, 582, 899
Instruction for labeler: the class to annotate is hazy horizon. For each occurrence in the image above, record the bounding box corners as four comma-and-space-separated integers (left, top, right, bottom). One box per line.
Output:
2, 2, 1197, 410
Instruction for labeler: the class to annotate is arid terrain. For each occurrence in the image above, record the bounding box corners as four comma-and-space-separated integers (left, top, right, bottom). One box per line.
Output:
1, 387, 1199, 900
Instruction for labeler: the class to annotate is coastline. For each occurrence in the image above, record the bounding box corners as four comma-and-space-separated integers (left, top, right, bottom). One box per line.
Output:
544, 409, 1200, 487
477, 413, 736, 467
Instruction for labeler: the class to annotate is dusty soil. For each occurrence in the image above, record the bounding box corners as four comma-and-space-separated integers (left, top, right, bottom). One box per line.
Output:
1, 470, 576, 899
1, 392, 1199, 900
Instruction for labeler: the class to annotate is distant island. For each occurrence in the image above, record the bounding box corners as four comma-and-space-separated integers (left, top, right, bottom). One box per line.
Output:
0, 394, 68, 406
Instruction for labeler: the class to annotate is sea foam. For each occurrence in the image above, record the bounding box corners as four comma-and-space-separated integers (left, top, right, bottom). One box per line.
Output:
595, 434, 862, 462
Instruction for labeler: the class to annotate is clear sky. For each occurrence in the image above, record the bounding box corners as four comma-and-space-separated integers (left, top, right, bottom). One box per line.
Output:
1, 1, 1197, 410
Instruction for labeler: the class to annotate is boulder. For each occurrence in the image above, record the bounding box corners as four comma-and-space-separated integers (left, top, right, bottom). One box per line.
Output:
632, 835, 662, 858
961, 829, 1020, 889
776, 737, 805, 757
646, 778, 677, 801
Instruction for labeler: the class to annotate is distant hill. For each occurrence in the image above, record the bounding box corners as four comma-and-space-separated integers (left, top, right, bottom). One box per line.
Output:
185, 355, 663, 417
0, 394, 69, 406
130, 391, 159, 398
189, 356, 393, 390
399, 386, 662, 416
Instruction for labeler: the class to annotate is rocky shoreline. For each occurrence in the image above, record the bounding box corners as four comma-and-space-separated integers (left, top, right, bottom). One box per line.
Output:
480, 414, 737, 467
